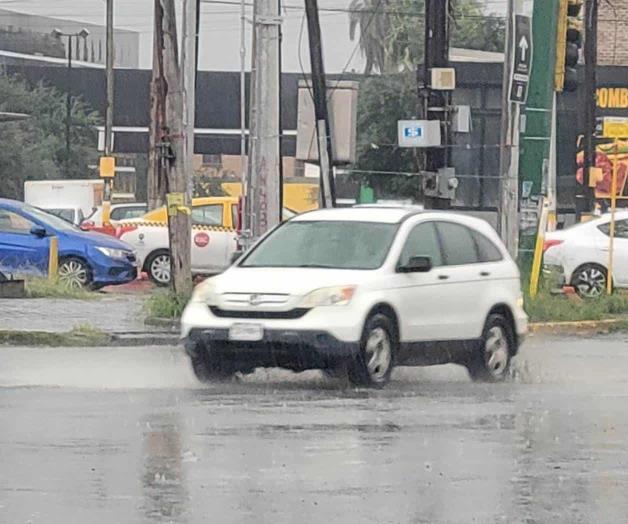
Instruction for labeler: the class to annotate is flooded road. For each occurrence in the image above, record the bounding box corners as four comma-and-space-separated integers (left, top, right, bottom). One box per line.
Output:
1, 333, 628, 523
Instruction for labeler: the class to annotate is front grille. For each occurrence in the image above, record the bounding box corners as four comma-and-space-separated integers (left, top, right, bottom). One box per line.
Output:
209, 306, 310, 320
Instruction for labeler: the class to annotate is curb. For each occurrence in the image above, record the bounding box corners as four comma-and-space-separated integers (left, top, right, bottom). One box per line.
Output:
144, 317, 180, 331
0, 330, 179, 348
529, 318, 628, 335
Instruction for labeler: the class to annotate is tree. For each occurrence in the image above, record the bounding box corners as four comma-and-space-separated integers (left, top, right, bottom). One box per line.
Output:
0, 73, 101, 200
349, 0, 505, 74
348, 0, 505, 196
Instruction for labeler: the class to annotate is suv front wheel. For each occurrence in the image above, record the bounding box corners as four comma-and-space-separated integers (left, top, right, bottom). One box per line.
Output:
466, 313, 514, 383
348, 313, 397, 388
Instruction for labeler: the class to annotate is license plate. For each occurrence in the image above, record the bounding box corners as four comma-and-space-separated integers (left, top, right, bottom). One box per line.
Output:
229, 323, 263, 342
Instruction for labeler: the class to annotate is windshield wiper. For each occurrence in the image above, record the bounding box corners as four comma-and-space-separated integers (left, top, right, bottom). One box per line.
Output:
294, 264, 337, 268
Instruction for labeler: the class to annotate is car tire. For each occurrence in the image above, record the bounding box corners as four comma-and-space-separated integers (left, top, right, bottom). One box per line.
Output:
571, 263, 609, 299
145, 250, 171, 287
58, 257, 92, 289
347, 313, 397, 388
190, 350, 236, 383
466, 313, 514, 383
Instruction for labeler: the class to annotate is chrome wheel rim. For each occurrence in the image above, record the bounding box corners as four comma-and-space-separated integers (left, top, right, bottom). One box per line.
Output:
150, 254, 171, 284
58, 260, 88, 289
575, 267, 606, 298
365, 327, 392, 383
484, 326, 509, 378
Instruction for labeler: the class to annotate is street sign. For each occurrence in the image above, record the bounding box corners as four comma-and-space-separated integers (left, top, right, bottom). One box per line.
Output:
509, 14, 533, 104
397, 120, 441, 148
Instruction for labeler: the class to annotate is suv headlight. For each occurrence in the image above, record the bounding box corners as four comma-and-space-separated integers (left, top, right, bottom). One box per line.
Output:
191, 279, 217, 304
96, 246, 128, 260
300, 286, 356, 308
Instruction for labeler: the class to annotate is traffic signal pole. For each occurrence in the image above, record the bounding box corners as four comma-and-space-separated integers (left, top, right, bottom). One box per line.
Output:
517, 0, 560, 270
582, 0, 598, 215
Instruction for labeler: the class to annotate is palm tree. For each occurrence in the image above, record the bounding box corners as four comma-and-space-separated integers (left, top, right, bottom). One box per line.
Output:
348, 0, 391, 74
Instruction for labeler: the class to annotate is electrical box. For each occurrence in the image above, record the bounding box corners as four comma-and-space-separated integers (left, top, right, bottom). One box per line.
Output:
423, 168, 458, 200
296, 80, 359, 164
398, 120, 441, 148
452, 105, 471, 133
431, 68, 456, 90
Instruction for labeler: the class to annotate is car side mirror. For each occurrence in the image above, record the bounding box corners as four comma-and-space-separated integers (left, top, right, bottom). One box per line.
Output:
30, 225, 47, 238
80, 220, 94, 231
230, 250, 244, 264
398, 256, 432, 274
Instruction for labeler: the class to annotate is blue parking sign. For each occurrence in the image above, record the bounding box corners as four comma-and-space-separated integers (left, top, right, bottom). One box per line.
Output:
404, 126, 422, 138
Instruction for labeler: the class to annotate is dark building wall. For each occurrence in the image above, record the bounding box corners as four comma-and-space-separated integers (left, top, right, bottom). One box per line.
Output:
4, 63, 627, 210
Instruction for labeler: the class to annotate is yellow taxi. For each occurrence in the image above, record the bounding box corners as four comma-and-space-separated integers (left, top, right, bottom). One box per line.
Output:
141, 196, 239, 229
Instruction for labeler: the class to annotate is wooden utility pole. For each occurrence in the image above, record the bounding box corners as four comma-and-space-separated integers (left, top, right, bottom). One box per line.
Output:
304, 0, 335, 208
422, 0, 451, 209
154, 0, 192, 295
148, 0, 166, 210
249, 0, 282, 238
182, 0, 198, 199
581, 0, 598, 215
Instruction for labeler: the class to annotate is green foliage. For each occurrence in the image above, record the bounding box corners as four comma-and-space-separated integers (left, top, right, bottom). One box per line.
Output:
25, 278, 98, 300
0, 73, 102, 200
349, 0, 505, 186
525, 292, 628, 323
349, 0, 505, 74
193, 174, 228, 198
146, 291, 191, 320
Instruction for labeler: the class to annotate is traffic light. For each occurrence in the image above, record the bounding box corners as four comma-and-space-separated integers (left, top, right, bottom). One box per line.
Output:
555, 0, 583, 92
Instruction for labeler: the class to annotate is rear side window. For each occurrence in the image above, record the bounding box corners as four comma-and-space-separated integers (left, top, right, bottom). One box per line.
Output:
435, 221, 479, 266
473, 231, 503, 262
598, 220, 628, 239
192, 205, 223, 226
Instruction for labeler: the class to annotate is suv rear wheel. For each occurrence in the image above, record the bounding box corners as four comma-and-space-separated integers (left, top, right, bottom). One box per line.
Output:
348, 313, 397, 388
466, 313, 514, 383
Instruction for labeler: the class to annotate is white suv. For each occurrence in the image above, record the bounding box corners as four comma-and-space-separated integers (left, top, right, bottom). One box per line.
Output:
181, 207, 528, 387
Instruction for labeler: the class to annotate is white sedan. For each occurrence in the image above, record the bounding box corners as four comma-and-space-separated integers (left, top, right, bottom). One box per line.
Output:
544, 211, 628, 298
119, 223, 238, 285
181, 207, 527, 387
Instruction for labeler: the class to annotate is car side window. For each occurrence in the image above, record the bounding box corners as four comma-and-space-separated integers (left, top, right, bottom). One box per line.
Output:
473, 231, 504, 262
435, 221, 480, 266
191, 205, 223, 226
399, 222, 443, 268
231, 204, 238, 229
598, 220, 628, 239
0, 209, 34, 234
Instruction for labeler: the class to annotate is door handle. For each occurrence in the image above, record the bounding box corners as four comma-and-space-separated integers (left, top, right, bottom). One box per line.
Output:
438, 274, 450, 280
480, 271, 491, 277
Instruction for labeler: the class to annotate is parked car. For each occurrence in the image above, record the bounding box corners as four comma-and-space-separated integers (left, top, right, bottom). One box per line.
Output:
181, 207, 528, 387
0, 198, 137, 289
544, 211, 628, 298
81, 203, 148, 228
41, 206, 85, 226
107, 198, 238, 285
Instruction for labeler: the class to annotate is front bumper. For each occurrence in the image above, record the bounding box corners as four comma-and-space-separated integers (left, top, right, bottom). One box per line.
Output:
185, 327, 360, 371
92, 261, 138, 285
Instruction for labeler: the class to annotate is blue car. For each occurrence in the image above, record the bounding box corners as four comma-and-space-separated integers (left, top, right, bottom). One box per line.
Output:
0, 198, 137, 289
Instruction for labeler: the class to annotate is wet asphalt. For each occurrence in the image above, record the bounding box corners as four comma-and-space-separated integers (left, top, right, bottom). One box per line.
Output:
1, 333, 628, 524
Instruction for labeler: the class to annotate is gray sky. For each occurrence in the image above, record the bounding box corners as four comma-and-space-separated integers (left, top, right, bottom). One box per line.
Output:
0, 0, 508, 72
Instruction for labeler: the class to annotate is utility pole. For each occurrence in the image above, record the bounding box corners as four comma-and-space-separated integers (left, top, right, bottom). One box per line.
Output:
65, 35, 73, 176
103, 0, 114, 223
498, 0, 523, 257
304, 0, 335, 208
422, 0, 451, 209
581, 0, 598, 216
517, 0, 560, 266
249, 0, 282, 238
155, 0, 192, 295
182, 0, 198, 200
148, 0, 166, 210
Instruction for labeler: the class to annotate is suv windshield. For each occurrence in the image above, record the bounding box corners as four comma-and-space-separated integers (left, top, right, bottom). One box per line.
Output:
241, 220, 399, 270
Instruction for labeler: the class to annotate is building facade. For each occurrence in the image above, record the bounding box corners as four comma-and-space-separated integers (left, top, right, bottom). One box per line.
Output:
598, 0, 628, 66
0, 8, 139, 68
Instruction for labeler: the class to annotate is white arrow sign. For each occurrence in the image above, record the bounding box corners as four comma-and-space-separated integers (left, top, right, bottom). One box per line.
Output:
519, 36, 529, 62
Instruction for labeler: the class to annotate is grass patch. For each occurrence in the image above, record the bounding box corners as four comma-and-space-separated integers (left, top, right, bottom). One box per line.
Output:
25, 278, 98, 300
525, 292, 628, 323
145, 291, 191, 320
0, 324, 110, 347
